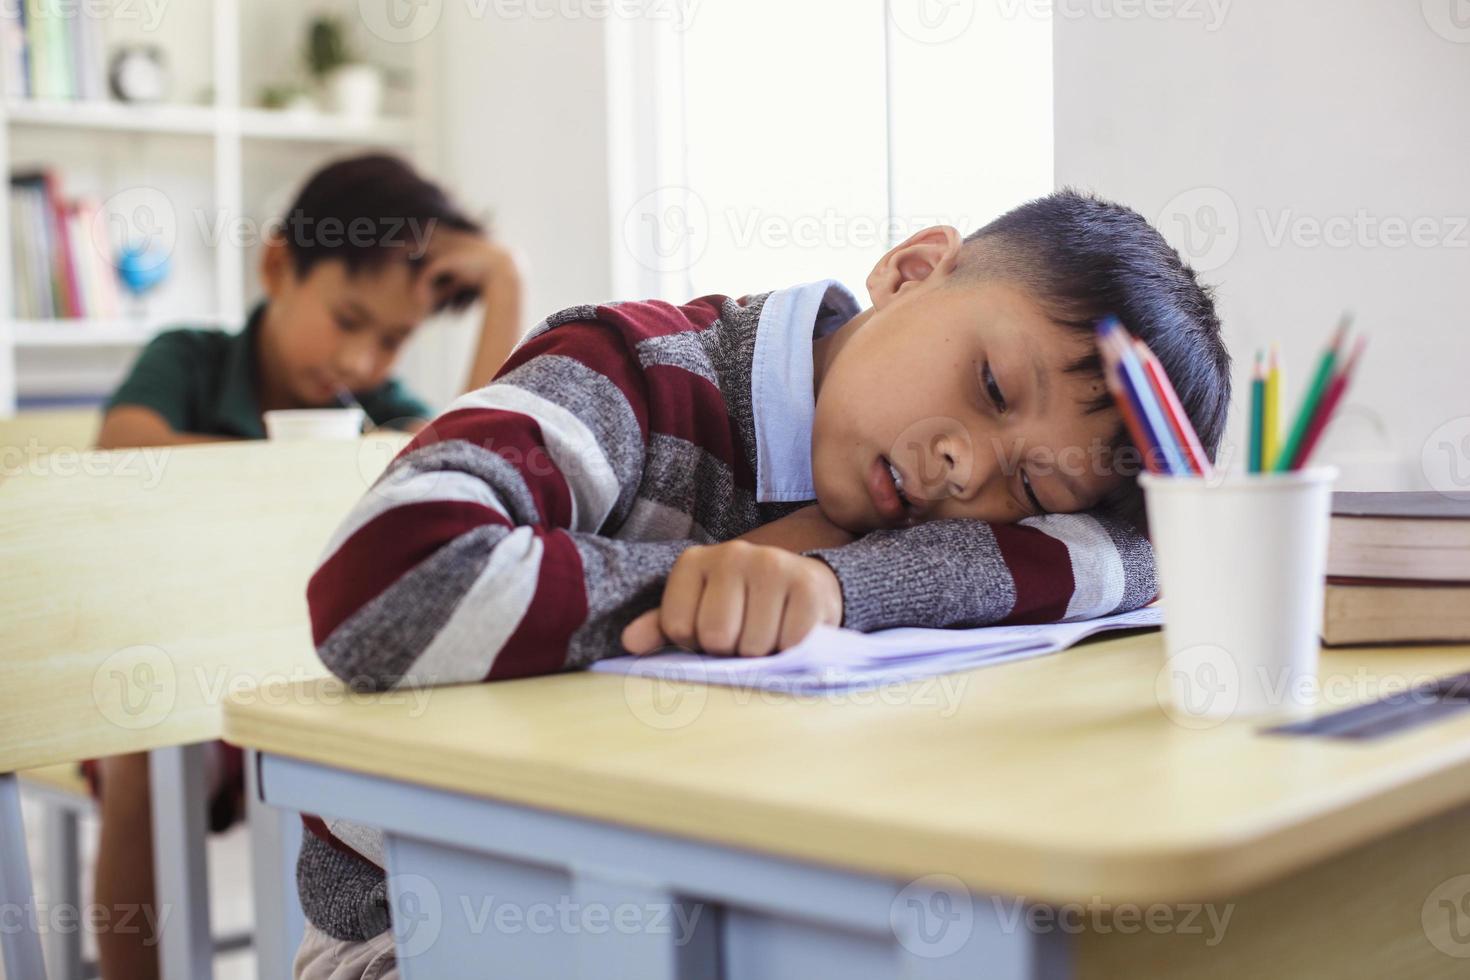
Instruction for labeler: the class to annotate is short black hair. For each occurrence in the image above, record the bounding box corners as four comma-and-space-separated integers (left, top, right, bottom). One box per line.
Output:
957, 188, 1231, 527
277, 153, 484, 295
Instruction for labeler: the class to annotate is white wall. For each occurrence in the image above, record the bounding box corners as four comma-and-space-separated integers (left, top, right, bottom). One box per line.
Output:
432, 2, 618, 393
888, 0, 1053, 242
1054, 1, 1470, 490
387, 1, 619, 407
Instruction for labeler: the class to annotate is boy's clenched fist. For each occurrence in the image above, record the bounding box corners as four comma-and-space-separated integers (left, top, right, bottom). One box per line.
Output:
620, 541, 843, 658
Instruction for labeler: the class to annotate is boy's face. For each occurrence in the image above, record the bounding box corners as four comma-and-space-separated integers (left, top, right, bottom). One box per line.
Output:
811, 229, 1125, 533
258, 246, 430, 405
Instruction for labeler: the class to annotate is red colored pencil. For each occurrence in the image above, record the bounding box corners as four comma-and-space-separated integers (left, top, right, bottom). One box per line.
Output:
1133, 338, 1212, 477
1290, 334, 1366, 469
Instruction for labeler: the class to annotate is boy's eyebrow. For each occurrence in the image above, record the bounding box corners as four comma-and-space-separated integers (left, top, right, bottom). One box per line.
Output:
1025, 335, 1051, 412
343, 300, 414, 337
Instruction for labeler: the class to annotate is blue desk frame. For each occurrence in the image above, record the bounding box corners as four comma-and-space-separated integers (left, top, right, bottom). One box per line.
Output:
254, 753, 1072, 980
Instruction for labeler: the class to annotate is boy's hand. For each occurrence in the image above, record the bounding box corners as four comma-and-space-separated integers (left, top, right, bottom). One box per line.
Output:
415, 229, 521, 311
620, 542, 843, 657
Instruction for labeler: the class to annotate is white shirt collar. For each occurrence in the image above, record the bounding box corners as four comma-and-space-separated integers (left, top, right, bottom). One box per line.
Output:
750, 280, 862, 503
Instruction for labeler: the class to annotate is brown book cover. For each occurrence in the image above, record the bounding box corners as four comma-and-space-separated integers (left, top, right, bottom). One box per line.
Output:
1323, 580, 1470, 645
1327, 492, 1470, 582
1327, 575, 1470, 587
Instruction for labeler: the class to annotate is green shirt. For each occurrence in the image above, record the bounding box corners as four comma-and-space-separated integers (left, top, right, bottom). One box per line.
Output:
106, 306, 431, 439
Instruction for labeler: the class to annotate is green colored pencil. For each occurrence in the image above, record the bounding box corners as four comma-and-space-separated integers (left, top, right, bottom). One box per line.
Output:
1248, 351, 1264, 473
1274, 316, 1351, 472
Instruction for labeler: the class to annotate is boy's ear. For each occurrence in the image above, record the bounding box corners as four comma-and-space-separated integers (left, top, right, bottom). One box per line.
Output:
866, 225, 963, 309
259, 232, 293, 299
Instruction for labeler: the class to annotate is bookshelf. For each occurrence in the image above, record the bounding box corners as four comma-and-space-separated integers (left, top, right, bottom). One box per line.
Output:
0, 0, 438, 414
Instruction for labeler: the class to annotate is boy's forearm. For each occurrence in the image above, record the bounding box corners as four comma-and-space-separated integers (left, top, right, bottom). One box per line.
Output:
803, 513, 1156, 632
96, 406, 240, 449
462, 247, 526, 393
311, 319, 694, 690
309, 463, 697, 688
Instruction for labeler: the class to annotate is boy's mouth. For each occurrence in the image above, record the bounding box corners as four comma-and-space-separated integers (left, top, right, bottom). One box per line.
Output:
868, 454, 919, 526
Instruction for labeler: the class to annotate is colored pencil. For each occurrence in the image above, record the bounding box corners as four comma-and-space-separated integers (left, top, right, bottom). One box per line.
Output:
1263, 344, 1281, 469
1096, 317, 1189, 475
1134, 338, 1211, 477
1290, 334, 1366, 469
1248, 351, 1265, 474
1097, 326, 1165, 474
1274, 316, 1350, 472
1102, 356, 1161, 474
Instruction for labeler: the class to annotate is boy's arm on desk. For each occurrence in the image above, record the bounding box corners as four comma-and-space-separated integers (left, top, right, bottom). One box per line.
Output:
803, 512, 1157, 631
96, 405, 240, 448
306, 319, 708, 692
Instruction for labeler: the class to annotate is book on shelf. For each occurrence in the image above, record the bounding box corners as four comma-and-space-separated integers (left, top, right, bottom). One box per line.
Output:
1323, 491, 1470, 645
8, 170, 121, 321
2, 0, 107, 102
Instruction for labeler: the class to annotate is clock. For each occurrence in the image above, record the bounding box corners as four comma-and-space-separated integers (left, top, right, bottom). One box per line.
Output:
109, 46, 170, 104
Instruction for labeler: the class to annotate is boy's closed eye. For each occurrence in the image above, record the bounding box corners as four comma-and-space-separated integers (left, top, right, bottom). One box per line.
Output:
977, 358, 1049, 517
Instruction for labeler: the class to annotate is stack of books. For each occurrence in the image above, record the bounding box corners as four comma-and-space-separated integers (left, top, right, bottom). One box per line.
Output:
1, 1, 109, 102
9, 170, 122, 320
1324, 491, 1470, 644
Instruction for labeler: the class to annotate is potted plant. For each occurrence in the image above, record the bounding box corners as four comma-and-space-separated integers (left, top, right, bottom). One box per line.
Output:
306, 15, 382, 120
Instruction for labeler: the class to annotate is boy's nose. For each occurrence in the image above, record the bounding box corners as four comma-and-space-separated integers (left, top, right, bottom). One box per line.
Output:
337, 341, 377, 384
937, 436, 987, 502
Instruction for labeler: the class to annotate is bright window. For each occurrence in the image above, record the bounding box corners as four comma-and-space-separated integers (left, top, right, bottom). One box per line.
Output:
636, 0, 1054, 301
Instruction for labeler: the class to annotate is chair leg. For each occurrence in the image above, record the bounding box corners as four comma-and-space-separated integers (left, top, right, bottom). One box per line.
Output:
1, 772, 48, 980
246, 749, 306, 980
149, 745, 214, 980
41, 806, 84, 979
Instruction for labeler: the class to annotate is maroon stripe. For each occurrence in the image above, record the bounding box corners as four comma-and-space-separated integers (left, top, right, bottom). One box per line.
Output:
495, 321, 649, 436
308, 500, 511, 644
991, 523, 1075, 624
405, 407, 574, 528
643, 364, 755, 492
597, 297, 723, 340
485, 529, 588, 680
300, 815, 379, 867
675, 295, 727, 331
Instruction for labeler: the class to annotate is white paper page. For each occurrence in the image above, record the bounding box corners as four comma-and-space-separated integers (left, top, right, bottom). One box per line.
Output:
591, 606, 1163, 692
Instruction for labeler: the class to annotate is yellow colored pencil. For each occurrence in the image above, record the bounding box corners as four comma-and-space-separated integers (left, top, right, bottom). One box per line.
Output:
1263, 344, 1281, 469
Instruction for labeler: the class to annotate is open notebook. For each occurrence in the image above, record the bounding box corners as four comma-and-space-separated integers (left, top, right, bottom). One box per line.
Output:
591, 606, 1163, 693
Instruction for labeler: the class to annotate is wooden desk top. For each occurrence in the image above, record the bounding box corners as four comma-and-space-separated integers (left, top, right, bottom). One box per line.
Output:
1, 433, 407, 772
224, 632, 1470, 904
0, 409, 98, 460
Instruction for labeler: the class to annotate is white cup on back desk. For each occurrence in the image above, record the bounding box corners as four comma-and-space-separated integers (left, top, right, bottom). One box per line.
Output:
1141, 467, 1338, 722
263, 408, 366, 441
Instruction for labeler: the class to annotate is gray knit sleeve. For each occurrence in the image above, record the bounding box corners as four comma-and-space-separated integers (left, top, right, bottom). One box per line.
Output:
805, 512, 1155, 632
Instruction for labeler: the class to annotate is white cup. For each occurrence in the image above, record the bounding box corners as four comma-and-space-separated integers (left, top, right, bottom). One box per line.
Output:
1141, 467, 1338, 722
263, 408, 366, 442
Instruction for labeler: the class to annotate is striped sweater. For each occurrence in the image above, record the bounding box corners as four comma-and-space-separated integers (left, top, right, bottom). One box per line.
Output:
297, 287, 1157, 940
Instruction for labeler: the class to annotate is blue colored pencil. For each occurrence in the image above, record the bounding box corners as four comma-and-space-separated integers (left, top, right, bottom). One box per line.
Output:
1097, 317, 1190, 475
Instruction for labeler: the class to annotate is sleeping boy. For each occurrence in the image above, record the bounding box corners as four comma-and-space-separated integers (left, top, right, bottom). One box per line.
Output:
292, 189, 1231, 977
